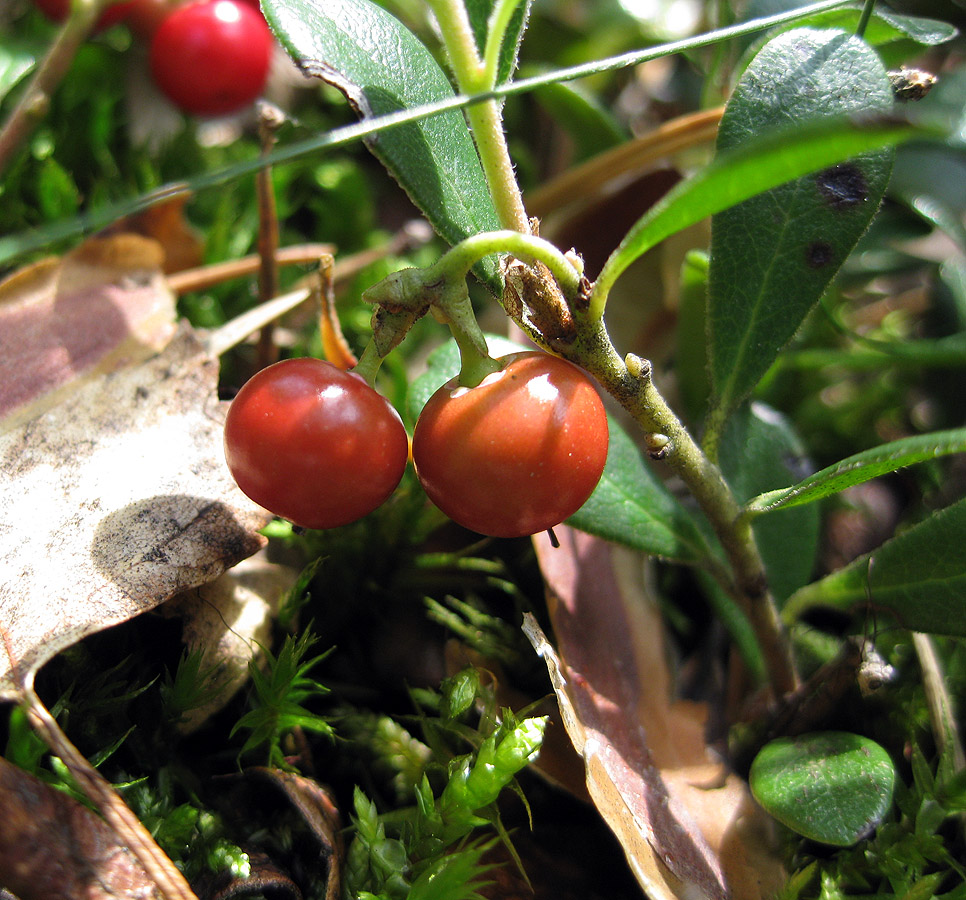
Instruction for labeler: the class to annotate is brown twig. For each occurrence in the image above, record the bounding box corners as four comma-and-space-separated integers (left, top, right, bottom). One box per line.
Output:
23, 685, 199, 900
316, 255, 358, 369
166, 243, 336, 294
203, 226, 429, 357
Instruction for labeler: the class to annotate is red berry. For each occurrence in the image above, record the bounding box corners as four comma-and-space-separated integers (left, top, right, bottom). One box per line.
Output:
224, 358, 409, 530
34, 0, 139, 30
412, 352, 609, 538
149, 0, 273, 117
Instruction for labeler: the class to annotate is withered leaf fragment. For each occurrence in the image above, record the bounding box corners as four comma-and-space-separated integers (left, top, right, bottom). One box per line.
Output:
0, 755, 162, 900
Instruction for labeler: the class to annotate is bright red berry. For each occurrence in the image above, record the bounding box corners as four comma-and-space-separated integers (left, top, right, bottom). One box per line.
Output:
149, 0, 273, 117
412, 352, 609, 538
224, 358, 409, 530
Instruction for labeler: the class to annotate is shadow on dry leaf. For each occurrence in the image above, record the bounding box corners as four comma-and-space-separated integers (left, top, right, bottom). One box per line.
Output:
528, 527, 785, 900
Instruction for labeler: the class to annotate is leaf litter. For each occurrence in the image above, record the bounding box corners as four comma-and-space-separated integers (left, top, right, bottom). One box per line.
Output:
528, 527, 786, 900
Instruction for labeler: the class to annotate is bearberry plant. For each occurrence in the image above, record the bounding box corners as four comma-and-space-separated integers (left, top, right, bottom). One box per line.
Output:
2, 0, 966, 896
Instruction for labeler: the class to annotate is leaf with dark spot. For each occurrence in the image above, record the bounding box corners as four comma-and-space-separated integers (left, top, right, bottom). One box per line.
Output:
707, 28, 894, 424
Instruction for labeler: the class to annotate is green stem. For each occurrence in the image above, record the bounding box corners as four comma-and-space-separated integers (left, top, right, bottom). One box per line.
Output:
450, 322, 502, 387
566, 315, 799, 697
429, 230, 582, 299
351, 339, 385, 385
855, 0, 875, 37
0, 0, 104, 176
425, 0, 530, 233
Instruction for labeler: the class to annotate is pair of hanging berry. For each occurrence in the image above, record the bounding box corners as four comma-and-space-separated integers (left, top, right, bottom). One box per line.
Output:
224, 353, 609, 538
34, 0, 274, 117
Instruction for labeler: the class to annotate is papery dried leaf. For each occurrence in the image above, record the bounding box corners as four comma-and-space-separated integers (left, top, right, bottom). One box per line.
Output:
0, 234, 177, 429
0, 755, 162, 900
0, 325, 271, 700
528, 528, 785, 900
163, 554, 296, 733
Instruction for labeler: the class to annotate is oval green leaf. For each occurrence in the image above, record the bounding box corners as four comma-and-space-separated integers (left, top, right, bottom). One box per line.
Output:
0, 39, 37, 105
784, 497, 966, 634
750, 731, 896, 846
263, 0, 503, 288
590, 112, 918, 314
745, 427, 966, 515
706, 28, 895, 424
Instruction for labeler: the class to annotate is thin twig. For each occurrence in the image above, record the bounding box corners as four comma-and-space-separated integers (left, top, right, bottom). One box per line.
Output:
913, 632, 966, 770
166, 244, 335, 294
203, 228, 428, 357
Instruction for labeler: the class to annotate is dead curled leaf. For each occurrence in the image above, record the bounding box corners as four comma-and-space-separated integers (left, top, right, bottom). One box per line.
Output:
0, 235, 272, 700
163, 554, 297, 734
528, 528, 785, 900
0, 755, 162, 900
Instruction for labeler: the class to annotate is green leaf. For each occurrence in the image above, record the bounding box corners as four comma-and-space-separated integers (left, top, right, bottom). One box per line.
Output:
706, 28, 895, 423
784, 498, 966, 634
0, 39, 37, 105
742, 1, 957, 51
567, 414, 718, 566
263, 0, 503, 288
0, 0, 915, 269
464, 0, 531, 88
746, 427, 966, 515
750, 731, 896, 846
718, 402, 820, 602
675, 249, 711, 424
590, 112, 918, 314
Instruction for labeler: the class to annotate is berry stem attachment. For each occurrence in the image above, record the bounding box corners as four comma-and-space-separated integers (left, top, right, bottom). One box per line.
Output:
428, 230, 583, 301
450, 322, 502, 388
352, 340, 385, 386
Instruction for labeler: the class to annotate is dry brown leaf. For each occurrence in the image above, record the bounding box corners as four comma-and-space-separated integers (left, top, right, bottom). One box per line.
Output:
0, 323, 271, 700
163, 554, 297, 733
528, 527, 785, 900
0, 234, 178, 430
0, 755, 162, 900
